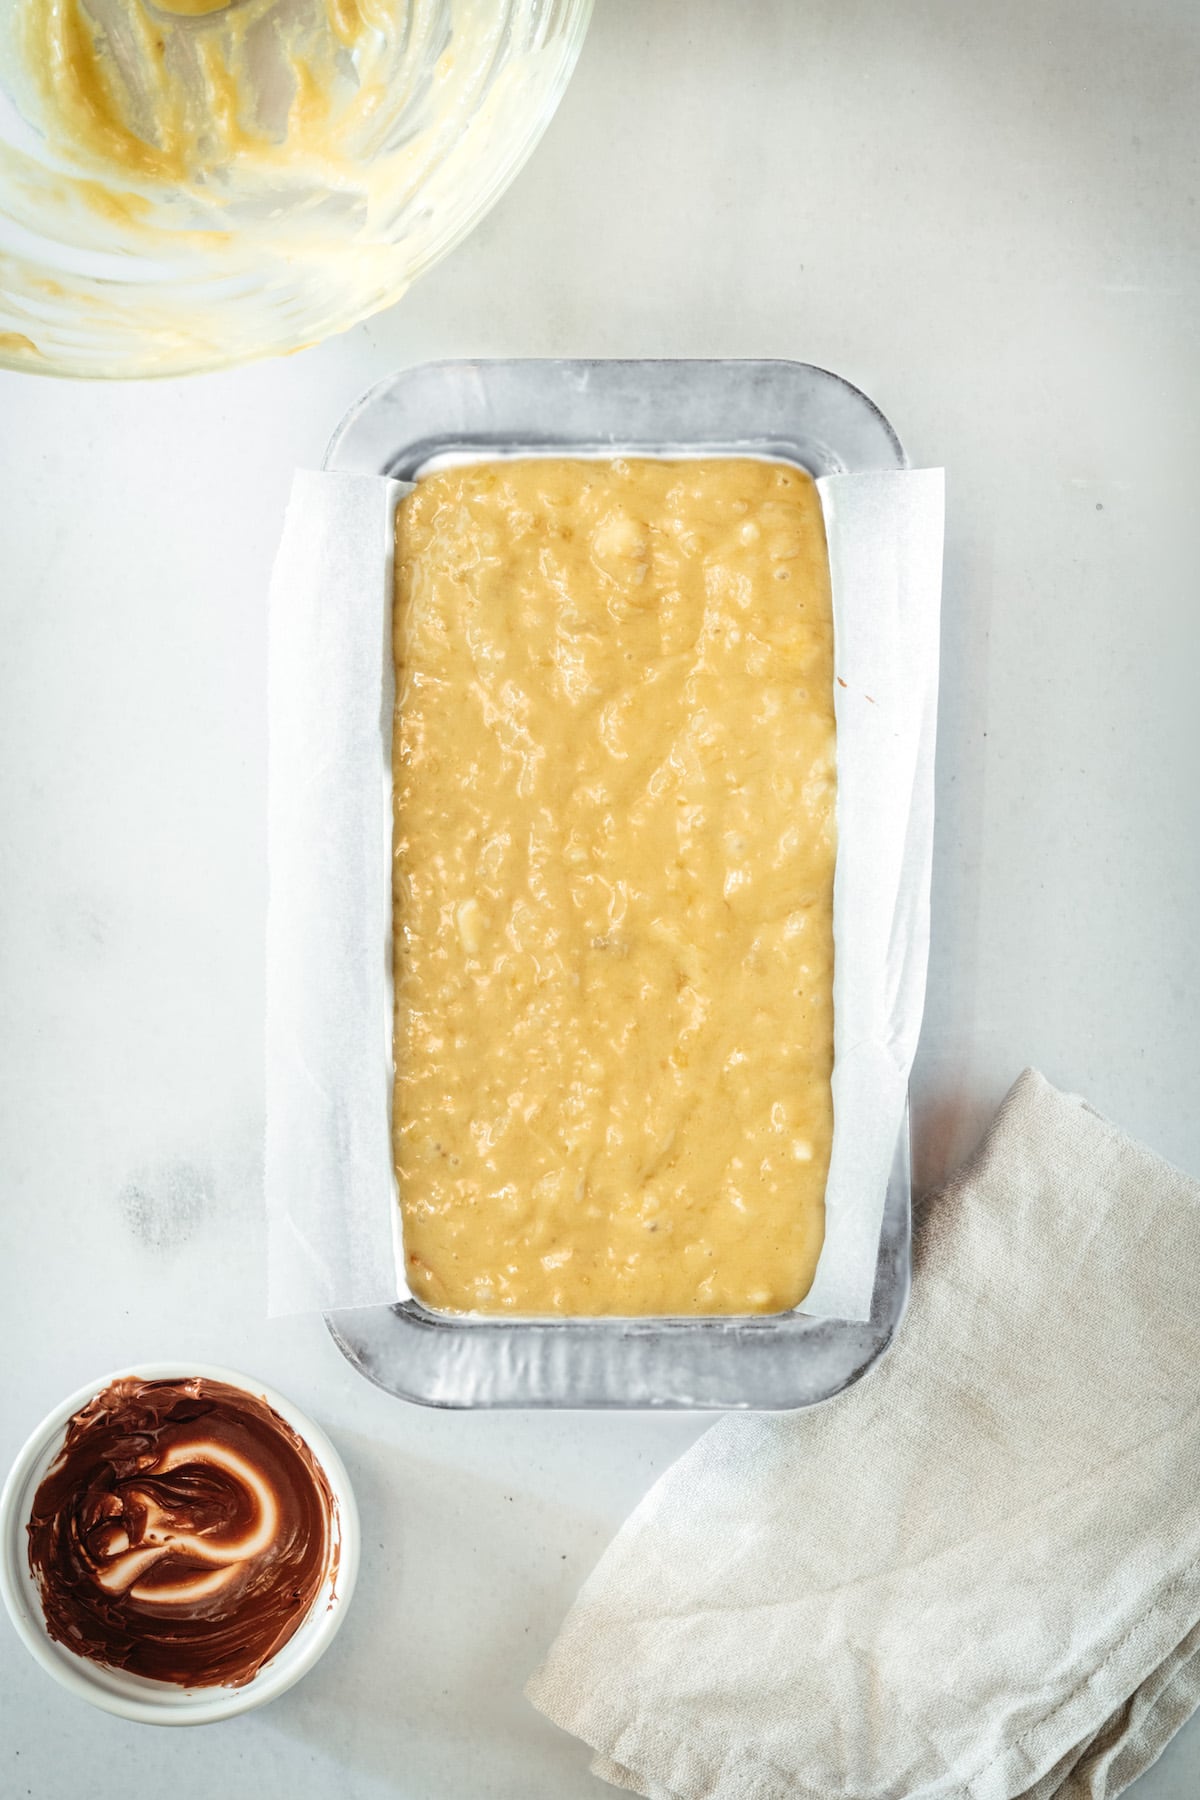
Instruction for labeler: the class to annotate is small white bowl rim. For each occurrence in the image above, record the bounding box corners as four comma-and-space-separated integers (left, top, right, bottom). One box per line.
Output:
0, 1361, 360, 1726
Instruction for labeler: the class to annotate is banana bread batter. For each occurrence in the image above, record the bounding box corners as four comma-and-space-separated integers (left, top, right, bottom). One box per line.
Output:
393, 457, 836, 1315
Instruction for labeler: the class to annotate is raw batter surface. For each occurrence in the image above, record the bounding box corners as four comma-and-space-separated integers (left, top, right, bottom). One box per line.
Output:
393, 457, 836, 1315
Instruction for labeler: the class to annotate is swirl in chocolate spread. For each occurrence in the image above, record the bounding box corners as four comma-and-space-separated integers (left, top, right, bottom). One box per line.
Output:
27, 1376, 337, 1688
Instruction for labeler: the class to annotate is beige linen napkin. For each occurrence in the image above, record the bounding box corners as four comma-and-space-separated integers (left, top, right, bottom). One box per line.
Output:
527, 1071, 1200, 1800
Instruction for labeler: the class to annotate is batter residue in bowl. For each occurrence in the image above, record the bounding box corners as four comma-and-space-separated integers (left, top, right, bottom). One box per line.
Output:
0, 1, 589, 374
11, 0, 412, 187
393, 457, 837, 1317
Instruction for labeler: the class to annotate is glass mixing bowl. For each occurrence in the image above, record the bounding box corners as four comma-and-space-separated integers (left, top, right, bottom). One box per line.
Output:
0, 0, 590, 378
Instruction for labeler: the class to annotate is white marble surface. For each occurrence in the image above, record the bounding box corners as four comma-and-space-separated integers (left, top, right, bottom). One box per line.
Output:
1, 2, 1198, 1794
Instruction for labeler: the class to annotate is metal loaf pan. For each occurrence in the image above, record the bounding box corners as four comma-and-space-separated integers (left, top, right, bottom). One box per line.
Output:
324, 358, 910, 1409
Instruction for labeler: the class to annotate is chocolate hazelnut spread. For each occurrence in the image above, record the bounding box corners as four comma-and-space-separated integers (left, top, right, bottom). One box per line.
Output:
27, 1376, 337, 1688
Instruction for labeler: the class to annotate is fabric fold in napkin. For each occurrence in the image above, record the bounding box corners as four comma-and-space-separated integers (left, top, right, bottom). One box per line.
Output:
527, 1071, 1200, 1800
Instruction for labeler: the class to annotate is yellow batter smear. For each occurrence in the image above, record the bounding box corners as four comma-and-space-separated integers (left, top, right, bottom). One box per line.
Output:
393, 458, 836, 1316
10, 0, 393, 187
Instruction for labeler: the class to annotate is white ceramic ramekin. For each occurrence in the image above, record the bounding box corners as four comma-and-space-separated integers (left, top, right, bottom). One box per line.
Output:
0, 1362, 359, 1725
